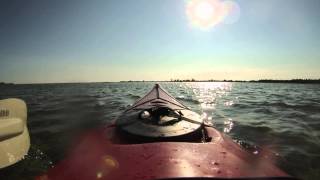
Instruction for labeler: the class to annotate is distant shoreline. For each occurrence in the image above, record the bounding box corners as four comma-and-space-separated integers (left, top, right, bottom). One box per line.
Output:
0, 82, 15, 85
121, 79, 320, 84
2, 79, 320, 85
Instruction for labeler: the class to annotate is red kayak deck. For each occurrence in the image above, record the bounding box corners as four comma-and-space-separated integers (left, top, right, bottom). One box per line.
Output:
37, 126, 290, 180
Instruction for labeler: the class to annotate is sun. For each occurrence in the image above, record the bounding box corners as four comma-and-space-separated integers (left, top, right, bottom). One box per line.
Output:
194, 1, 215, 21
186, 0, 231, 30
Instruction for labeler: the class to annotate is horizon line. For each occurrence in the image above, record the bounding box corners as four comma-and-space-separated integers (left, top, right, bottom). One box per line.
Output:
1, 78, 320, 85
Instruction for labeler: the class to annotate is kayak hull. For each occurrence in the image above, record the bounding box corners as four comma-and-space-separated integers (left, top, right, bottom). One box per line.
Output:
38, 125, 290, 180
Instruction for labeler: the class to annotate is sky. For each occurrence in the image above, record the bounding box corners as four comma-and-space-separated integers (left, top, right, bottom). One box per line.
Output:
0, 0, 319, 83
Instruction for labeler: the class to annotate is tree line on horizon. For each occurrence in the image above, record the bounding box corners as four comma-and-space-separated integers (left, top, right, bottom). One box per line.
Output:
2, 79, 320, 85
169, 78, 320, 83
121, 79, 320, 84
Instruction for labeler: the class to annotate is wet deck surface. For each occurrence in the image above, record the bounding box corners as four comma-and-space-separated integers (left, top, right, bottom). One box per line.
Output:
39, 127, 288, 180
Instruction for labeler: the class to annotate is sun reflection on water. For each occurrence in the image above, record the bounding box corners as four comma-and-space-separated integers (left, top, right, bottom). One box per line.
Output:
223, 118, 234, 133
186, 82, 235, 133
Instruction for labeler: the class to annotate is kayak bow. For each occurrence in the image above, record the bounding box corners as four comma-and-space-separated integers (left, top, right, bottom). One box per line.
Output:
38, 84, 296, 180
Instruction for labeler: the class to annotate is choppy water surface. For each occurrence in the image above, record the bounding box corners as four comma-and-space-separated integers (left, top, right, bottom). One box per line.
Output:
0, 82, 320, 179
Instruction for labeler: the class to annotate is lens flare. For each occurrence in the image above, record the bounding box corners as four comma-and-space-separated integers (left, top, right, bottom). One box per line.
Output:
186, 0, 240, 30
222, 0, 241, 24
186, 0, 225, 30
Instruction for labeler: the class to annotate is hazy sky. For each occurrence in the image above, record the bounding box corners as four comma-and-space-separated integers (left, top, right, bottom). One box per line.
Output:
0, 0, 319, 83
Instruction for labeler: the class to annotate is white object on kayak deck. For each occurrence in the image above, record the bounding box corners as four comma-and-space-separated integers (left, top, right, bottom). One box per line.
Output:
0, 98, 30, 168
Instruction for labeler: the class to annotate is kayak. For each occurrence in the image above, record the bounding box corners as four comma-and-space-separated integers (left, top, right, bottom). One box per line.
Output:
37, 84, 296, 180
0, 99, 30, 169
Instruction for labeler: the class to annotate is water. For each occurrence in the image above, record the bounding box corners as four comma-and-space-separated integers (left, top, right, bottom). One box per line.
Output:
0, 82, 319, 179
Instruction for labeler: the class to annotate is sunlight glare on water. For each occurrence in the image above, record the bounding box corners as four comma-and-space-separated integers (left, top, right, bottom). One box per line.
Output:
185, 82, 233, 130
